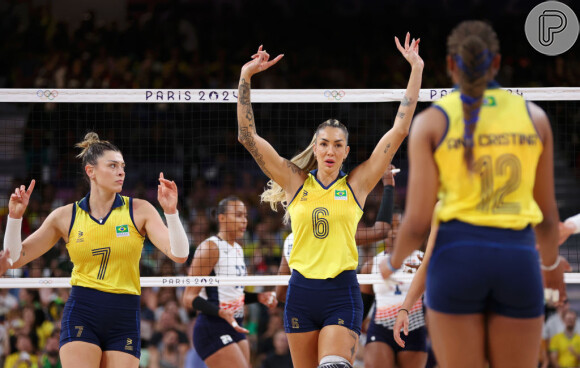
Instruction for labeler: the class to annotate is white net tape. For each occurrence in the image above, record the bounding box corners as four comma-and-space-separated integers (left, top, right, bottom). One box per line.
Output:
0, 273, 578, 288
1, 87, 580, 103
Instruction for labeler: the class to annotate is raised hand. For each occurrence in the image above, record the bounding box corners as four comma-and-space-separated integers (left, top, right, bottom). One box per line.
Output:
395, 32, 423, 70
241, 45, 284, 78
8, 180, 35, 219
157, 173, 178, 214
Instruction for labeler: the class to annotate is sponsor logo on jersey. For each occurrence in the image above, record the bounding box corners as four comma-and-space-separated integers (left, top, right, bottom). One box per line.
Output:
301, 190, 309, 201
77, 231, 84, 243
125, 338, 133, 351
115, 225, 130, 237
334, 190, 347, 200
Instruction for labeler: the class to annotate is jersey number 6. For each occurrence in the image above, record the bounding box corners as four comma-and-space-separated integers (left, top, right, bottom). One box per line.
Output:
312, 207, 329, 239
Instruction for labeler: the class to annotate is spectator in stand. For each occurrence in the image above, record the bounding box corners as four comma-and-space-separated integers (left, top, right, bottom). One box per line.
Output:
261, 330, 293, 368
550, 310, 580, 368
3, 333, 38, 368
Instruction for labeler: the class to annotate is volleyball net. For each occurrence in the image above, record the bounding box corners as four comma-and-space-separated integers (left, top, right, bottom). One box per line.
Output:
0, 87, 579, 288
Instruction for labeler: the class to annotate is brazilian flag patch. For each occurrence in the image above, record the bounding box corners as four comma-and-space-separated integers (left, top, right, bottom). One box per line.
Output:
482, 96, 497, 106
115, 225, 130, 237
334, 189, 347, 200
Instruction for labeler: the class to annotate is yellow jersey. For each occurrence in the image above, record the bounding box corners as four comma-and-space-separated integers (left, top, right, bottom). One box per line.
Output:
550, 332, 580, 368
67, 193, 145, 295
287, 170, 363, 279
433, 88, 543, 229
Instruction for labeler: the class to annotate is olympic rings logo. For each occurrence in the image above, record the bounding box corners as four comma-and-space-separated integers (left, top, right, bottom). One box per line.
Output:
36, 90, 59, 100
324, 90, 346, 101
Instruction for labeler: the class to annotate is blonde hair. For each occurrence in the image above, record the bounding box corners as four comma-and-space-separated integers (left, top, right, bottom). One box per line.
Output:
75, 132, 120, 181
260, 119, 348, 224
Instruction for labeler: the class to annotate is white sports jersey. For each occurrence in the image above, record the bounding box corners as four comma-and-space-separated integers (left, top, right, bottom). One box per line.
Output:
371, 251, 425, 331
199, 236, 247, 319
282, 233, 293, 264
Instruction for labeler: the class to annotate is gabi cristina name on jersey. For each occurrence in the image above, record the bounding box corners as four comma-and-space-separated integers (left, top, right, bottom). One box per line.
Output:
287, 170, 363, 279
67, 193, 144, 295
433, 88, 543, 229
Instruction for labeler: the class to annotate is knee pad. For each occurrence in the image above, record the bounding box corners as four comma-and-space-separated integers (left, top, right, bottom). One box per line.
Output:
318, 355, 353, 368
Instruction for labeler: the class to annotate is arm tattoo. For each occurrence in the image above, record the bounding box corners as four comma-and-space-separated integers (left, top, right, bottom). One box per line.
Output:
238, 79, 272, 178
397, 112, 406, 119
239, 79, 255, 121
285, 159, 303, 175
401, 95, 413, 106
384, 142, 392, 154
239, 78, 251, 106
348, 330, 358, 359
239, 125, 272, 178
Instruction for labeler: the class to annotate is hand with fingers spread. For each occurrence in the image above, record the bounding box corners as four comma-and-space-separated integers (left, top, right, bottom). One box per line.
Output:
157, 173, 178, 214
241, 45, 284, 78
8, 180, 36, 219
395, 32, 424, 70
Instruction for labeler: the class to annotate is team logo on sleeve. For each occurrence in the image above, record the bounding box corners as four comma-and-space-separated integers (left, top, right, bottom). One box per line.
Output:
334, 190, 347, 200
115, 225, 130, 237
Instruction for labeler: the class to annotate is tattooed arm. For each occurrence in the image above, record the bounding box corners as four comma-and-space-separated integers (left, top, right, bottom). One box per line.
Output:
349, 33, 423, 205
237, 46, 306, 192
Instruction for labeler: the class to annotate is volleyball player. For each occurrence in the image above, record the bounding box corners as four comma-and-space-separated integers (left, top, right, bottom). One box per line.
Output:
182, 196, 277, 368
360, 219, 431, 368
3, 132, 189, 368
237, 34, 423, 368
379, 21, 566, 367
276, 165, 397, 304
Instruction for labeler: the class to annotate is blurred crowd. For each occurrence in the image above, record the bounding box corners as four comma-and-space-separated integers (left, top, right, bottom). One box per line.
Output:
1, 0, 580, 90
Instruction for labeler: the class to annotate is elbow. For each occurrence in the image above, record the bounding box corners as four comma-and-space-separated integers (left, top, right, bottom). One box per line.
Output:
394, 125, 410, 139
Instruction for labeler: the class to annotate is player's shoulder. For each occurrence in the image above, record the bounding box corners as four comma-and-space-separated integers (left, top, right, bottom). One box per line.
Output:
131, 197, 152, 211
47, 204, 75, 232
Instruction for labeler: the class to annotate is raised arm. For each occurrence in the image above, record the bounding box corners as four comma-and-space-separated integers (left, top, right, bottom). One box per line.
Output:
238, 46, 306, 193
349, 34, 423, 203
355, 166, 396, 246
381, 107, 442, 276
4, 180, 70, 269
135, 173, 188, 264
